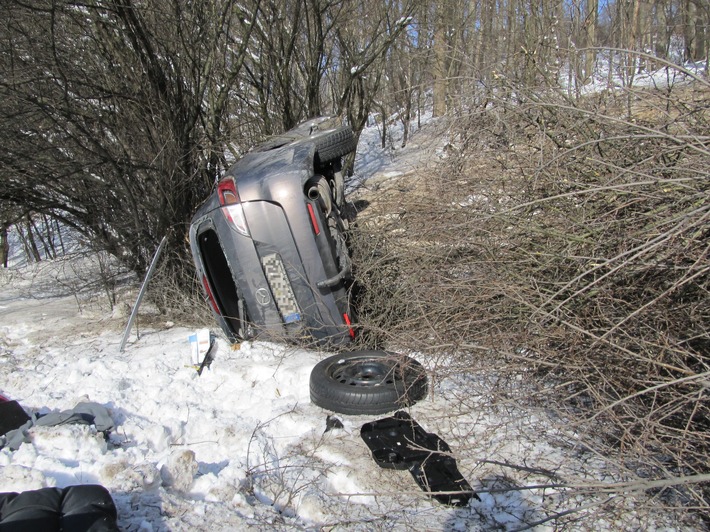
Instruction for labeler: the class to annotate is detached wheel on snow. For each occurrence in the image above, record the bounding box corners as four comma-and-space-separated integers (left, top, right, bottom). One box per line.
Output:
310, 350, 428, 415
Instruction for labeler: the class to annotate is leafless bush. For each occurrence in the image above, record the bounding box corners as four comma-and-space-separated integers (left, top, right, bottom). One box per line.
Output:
144, 245, 215, 328
350, 72, 709, 519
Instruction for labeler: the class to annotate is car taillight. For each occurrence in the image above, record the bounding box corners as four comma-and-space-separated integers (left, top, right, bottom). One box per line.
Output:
201, 275, 221, 315
217, 177, 250, 236
307, 203, 321, 235
218, 178, 239, 205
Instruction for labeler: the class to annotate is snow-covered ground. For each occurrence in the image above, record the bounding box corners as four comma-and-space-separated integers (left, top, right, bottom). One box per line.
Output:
0, 117, 699, 530
2, 255, 681, 532
568, 53, 707, 96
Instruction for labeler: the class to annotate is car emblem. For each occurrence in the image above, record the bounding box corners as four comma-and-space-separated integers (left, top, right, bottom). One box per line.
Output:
255, 287, 271, 306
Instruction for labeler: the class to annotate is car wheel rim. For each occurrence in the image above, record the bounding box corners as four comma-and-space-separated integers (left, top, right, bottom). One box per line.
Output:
330, 358, 398, 387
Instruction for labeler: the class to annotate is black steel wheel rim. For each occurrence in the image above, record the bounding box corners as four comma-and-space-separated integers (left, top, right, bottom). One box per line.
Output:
329, 358, 399, 387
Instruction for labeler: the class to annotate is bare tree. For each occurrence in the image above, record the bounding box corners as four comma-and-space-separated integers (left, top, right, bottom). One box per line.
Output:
242, 0, 347, 132
584, 0, 599, 80
684, 0, 710, 62
1, 0, 259, 280
432, 1, 451, 116
333, 1, 414, 135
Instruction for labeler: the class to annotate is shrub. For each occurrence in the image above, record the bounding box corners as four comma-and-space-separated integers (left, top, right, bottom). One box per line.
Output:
350, 73, 709, 514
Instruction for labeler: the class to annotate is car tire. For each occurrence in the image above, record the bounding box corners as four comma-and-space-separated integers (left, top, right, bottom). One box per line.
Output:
310, 350, 428, 415
311, 126, 358, 163
324, 205, 351, 278
256, 124, 357, 163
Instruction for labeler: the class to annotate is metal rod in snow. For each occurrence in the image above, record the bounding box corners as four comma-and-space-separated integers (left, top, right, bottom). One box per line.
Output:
119, 235, 168, 352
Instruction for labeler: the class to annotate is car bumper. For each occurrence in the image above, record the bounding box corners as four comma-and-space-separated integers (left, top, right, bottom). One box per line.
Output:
190, 199, 352, 345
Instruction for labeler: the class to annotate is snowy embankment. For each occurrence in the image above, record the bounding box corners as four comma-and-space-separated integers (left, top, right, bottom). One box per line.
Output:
0, 118, 691, 530
0, 254, 552, 531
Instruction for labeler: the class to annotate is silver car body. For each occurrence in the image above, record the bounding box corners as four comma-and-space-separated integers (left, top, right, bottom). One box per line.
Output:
190, 120, 355, 346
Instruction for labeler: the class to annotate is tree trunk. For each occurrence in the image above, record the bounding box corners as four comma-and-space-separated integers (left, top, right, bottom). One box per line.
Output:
0, 226, 8, 268
476, 0, 496, 72
378, 102, 388, 149
40, 214, 57, 259
401, 86, 412, 148
684, 0, 698, 60
55, 218, 65, 255
433, 3, 448, 117
25, 214, 41, 263
636, 0, 651, 73
585, 0, 599, 81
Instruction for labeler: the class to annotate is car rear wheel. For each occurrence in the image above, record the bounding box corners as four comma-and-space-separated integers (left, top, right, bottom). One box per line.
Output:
311, 126, 357, 163
256, 122, 357, 164
310, 351, 428, 415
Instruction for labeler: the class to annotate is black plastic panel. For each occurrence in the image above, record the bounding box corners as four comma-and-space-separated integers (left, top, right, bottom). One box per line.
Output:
361, 411, 477, 506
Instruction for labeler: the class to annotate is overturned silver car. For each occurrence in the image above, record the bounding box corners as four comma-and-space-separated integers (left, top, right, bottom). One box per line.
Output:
189, 118, 357, 346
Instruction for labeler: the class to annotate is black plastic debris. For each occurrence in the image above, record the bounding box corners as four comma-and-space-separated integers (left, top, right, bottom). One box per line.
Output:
325, 414, 344, 433
0, 400, 31, 439
197, 334, 217, 376
360, 411, 478, 506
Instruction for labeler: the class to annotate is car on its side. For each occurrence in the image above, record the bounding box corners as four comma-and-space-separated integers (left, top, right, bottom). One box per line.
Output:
189, 117, 357, 346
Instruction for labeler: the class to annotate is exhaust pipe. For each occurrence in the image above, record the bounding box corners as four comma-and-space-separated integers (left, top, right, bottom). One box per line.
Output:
306, 177, 332, 217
